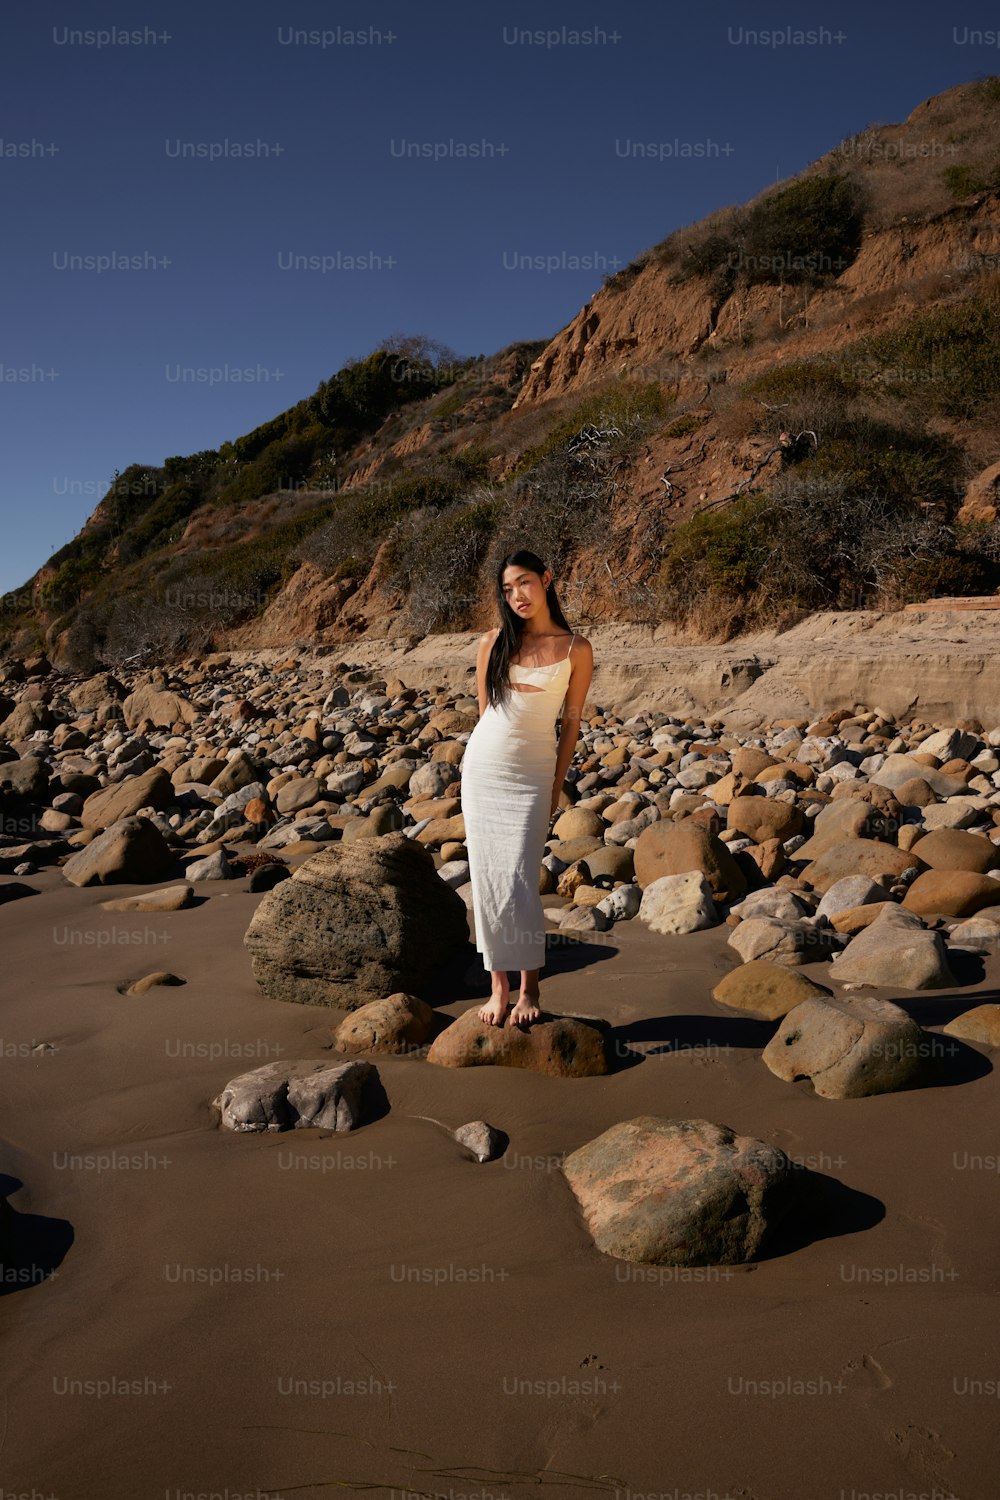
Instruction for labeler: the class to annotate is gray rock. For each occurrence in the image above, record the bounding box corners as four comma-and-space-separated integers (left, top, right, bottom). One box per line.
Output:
212, 1059, 375, 1132
62, 816, 175, 887
816, 876, 893, 920
454, 1120, 505, 1162
829, 908, 956, 989
185, 848, 237, 882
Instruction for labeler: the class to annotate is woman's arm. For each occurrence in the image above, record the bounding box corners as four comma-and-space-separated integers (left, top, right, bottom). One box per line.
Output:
551, 637, 594, 817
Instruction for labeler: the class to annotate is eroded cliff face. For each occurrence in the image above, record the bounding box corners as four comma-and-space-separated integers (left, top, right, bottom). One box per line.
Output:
511, 194, 1000, 411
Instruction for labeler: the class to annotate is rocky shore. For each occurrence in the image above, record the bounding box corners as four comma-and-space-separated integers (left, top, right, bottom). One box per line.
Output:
2, 640, 999, 1499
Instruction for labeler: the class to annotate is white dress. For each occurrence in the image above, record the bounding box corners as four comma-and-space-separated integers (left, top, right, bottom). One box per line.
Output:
460, 635, 576, 972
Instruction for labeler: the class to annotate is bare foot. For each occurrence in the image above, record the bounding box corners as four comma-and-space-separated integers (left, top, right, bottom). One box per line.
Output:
478, 981, 510, 1027
507, 989, 541, 1028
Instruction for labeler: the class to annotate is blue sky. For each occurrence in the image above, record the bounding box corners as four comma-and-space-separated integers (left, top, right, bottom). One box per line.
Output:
1, 0, 996, 596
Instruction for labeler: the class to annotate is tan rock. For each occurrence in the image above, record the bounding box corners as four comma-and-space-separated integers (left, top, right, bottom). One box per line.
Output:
332, 992, 436, 1054
942, 1004, 1000, 1048
907, 828, 999, 874
634, 820, 746, 902
426, 1006, 608, 1077
712, 961, 830, 1021
903, 869, 1000, 918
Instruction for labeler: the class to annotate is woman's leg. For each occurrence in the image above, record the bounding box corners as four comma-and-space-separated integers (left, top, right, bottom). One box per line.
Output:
478, 968, 511, 1026
508, 967, 541, 1026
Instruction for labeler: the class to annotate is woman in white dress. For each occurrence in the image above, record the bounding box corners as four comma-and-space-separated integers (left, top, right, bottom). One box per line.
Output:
460, 550, 593, 1029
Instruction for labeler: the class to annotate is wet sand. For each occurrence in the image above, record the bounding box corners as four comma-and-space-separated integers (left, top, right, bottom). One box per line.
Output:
2, 856, 998, 1500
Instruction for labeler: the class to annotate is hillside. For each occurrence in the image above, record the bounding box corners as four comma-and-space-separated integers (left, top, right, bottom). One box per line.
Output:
5, 77, 1000, 675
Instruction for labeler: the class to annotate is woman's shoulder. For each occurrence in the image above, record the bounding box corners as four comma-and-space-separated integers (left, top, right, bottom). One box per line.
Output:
568, 629, 592, 652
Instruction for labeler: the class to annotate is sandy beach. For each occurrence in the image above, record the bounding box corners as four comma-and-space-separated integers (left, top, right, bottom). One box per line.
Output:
3, 839, 998, 1500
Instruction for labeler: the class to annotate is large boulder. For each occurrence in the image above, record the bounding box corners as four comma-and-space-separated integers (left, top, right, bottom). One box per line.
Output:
829, 906, 955, 989
727, 916, 839, 967
909, 828, 999, 875
243, 831, 469, 1009
212, 1059, 375, 1131
726, 796, 802, 844
0, 757, 51, 801
426, 1006, 608, 1077
122, 681, 198, 730
633, 821, 746, 902
81, 767, 175, 830
561, 1116, 793, 1266
61, 816, 175, 887
801, 840, 925, 894
902, 869, 1000, 919
762, 993, 927, 1098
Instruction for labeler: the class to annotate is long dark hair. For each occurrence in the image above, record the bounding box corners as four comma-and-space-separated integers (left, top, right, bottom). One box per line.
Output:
485, 549, 573, 709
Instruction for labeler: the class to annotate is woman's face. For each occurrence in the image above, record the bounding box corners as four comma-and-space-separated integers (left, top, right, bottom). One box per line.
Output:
502, 565, 550, 622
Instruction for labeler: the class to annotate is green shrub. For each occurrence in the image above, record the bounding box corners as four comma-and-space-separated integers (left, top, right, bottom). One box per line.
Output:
943, 162, 1000, 198
847, 294, 1000, 420
674, 173, 866, 298
664, 413, 706, 440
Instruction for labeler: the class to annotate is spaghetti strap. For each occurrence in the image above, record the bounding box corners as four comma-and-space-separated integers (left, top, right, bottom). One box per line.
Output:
565, 632, 575, 662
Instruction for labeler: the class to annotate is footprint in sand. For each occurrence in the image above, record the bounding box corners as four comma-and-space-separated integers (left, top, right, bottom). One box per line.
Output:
841, 1351, 894, 1391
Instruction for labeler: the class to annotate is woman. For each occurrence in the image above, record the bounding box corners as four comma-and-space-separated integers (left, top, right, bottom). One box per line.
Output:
460, 549, 593, 1029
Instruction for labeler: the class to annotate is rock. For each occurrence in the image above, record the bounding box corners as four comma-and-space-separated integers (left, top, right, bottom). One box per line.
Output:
917, 727, 983, 762
248, 862, 291, 892
595, 883, 642, 922
62, 816, 175, 887
729, 887, 809, 922
122, 681, 198, 730
801, 840, 924, 894
409, 760, 460, 799
0, 701, 52, 738
437, 859, 471, 889
332, 992, 436, 1054
561, 1116, 793, 1266
212, 751, 266, 797
554, 904, 611, 935
81, 767, 175, 831
871, 753, 969, 799
638, 871, 718, 934
793, 799, 885, 862
762, 994, 927, 1098
902, 869, 1000, 918
815, 876, 894, 919
426, 1006, 608, 1077
829, 907, 955, 989
244, 831, 469, 1009
275, 776, 322, 815
125, 971, 186, 995
454, 1120, 505, 1162
633, 821, 746, 902
726, 797, 802, 844
941, 1004, 1000, 1048
185, 848, 237, 882
0, 757, 50, 800
212, 1059, 375, 1131
727, 916, 839, 967
947, 915, 1000, 951
712, 961, 831, 1021
101, 883, 194, 913
0, 881, 39, 905
552, 807, 607, 841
